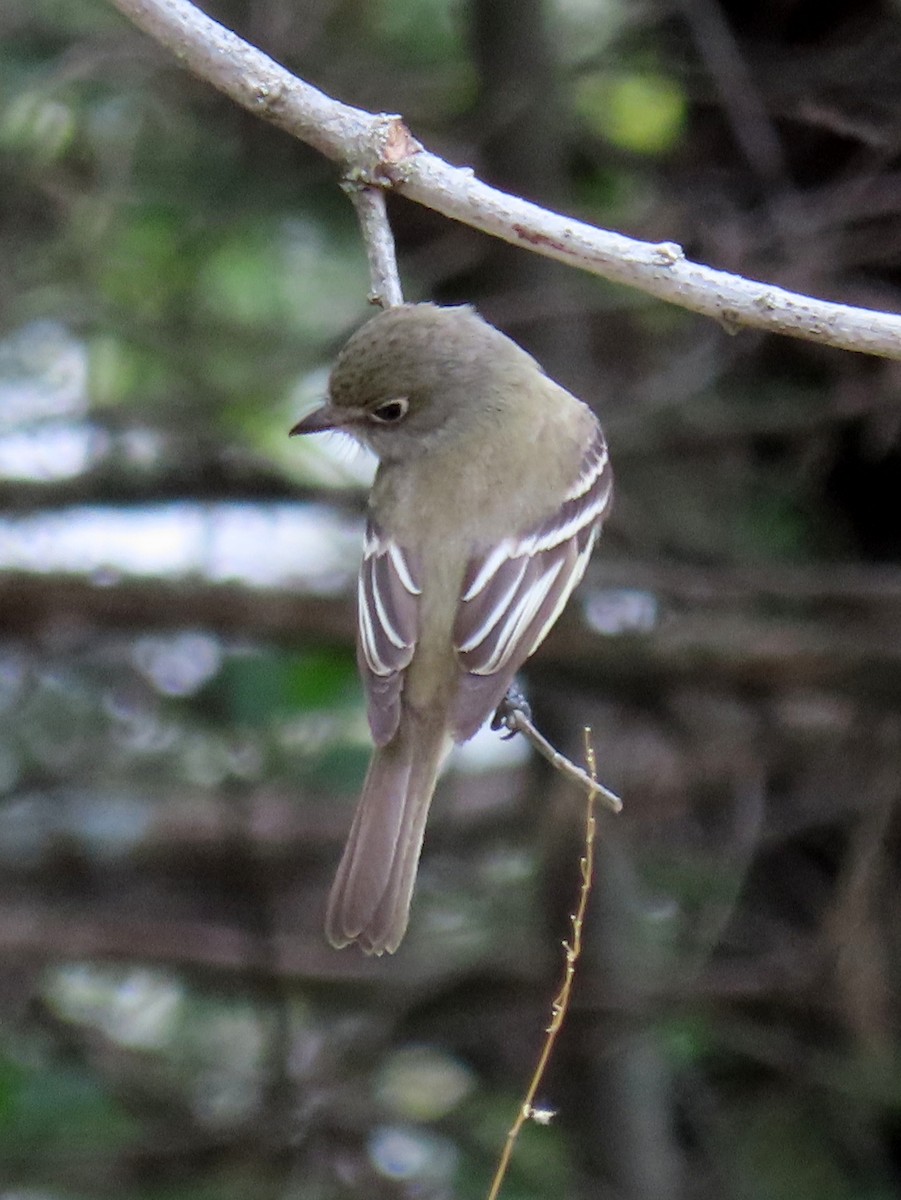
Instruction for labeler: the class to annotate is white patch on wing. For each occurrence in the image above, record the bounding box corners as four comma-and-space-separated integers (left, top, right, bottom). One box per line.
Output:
462, 538, 519, 601
387, 540, 421, 596
524, 526, 598, 655
475, 555, 567, 675
358, 572, 391, 676
568, 442, 608, 499
456, 557, 530, 652
371, 571, 407, 650
357, 520, 420, 679
524, 490, 608, 552
454, 421, 612, 689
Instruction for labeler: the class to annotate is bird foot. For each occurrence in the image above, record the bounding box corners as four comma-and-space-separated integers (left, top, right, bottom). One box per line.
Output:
491, 684, 532, 740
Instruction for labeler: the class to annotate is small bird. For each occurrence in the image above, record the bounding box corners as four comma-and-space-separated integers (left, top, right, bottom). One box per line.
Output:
291, 303, 612, 954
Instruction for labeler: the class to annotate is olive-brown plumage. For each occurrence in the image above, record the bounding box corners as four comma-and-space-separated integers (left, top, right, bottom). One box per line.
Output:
291, 304, 612, 954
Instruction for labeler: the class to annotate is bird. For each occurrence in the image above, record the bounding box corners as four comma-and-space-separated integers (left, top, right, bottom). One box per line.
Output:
290, 303, 612, 954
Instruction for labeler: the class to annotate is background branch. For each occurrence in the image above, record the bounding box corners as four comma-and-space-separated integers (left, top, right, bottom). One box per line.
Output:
109, 0, 901, 359
8, 566, 901, 693
0, 463, 362, 514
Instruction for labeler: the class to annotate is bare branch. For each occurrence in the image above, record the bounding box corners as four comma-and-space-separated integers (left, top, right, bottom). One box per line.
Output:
343, 182, 404, 308
493, 695, 622, 812
0, 462, 364, 514
107, 0, 901, 359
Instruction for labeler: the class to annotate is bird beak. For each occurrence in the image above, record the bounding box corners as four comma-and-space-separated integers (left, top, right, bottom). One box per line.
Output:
289, 401, 342, 436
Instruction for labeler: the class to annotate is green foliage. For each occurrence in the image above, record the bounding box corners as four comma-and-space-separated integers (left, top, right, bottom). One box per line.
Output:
98, 206, 199, 321
739, 487, 812, 560
0, 1057, 137, 1157
214, 648, 359, 727
87, 332, 148, 407
0, 1052, 27, 1125
368, 0, 466, 68
456, 1093, 574, 1199
576, 70, 686, 154
1, 7, 370, 479
197, 217, 367, 338
722, 1097, 879, 1200
0, 92, 77, 164
657, 1014, 719, 1069
8, 0, 121, 36
306, 739, 371, 792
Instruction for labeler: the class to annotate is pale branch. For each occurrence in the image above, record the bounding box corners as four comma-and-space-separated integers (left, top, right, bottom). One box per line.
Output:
493, 695, 622, 812
107, 0, 901, 359
343, 183, 404, 308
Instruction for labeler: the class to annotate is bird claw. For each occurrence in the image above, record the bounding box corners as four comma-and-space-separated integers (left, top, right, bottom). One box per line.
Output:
491, 684, 532, 739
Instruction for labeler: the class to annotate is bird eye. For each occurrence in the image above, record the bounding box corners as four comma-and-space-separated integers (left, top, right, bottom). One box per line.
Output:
370, 397, 409, 424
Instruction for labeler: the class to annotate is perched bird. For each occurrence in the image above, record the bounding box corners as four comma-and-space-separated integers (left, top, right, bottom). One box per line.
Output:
290, 303, 612, 954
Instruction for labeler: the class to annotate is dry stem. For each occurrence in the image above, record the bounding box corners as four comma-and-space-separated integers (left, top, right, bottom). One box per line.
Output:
486, 728, 603, 1200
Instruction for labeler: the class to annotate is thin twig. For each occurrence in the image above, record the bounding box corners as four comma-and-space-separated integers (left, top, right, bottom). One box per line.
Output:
109, 0, 901, 360
494, 699, 622, 812
343, 182, 404, 307
486, 728, 603, 1200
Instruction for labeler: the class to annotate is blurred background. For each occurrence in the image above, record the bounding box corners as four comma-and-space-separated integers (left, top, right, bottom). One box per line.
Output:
2, 0, 901, 1196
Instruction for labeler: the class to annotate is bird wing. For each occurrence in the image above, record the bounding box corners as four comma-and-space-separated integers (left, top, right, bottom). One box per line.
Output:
356, 518, 421, 746
451, 424, 612, 741
356, 425, 612, 748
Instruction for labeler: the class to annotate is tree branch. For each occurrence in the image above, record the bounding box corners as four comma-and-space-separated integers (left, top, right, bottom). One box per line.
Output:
493, 695, 621, 812
343, 183, 404, 307
107, 0, 901, 358
0, 462, 365, 514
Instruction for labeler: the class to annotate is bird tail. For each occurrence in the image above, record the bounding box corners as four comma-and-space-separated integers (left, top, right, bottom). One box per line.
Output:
325, 718, 450, 955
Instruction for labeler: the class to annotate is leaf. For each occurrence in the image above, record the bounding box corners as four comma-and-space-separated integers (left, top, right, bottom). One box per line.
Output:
577, 71, 686, 155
